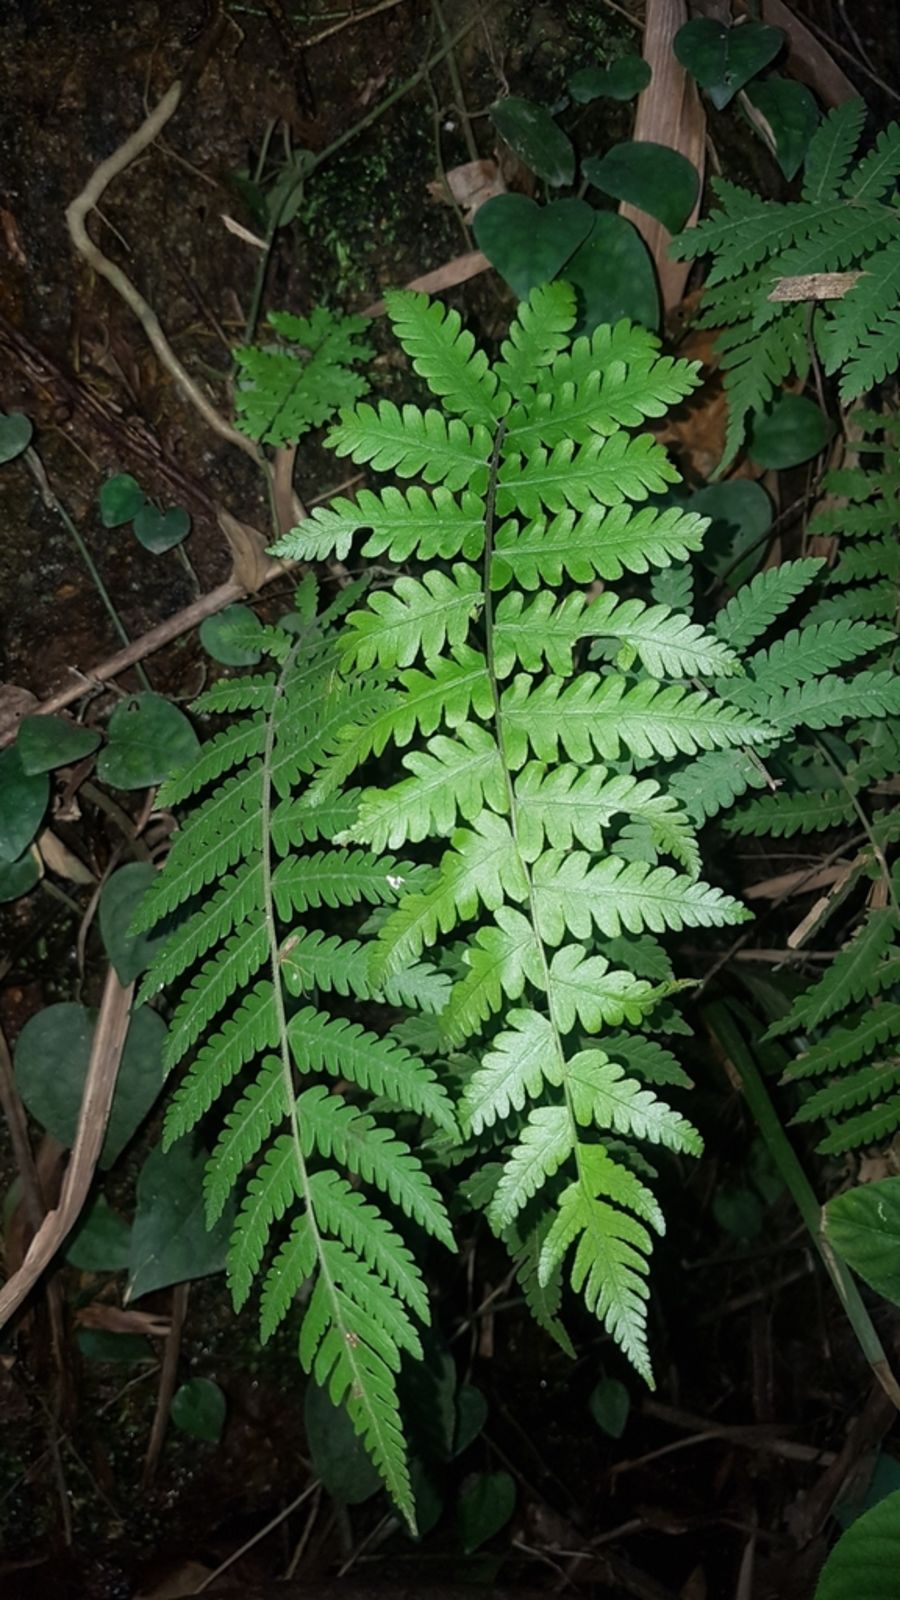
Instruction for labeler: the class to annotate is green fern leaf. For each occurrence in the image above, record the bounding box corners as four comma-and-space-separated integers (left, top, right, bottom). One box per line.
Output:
531, 852, 749, 943
725, 790, 855, 838
747, 619, 893, 691
351, 724, 506, 851
669, 747, 769, 823
385, 289, 503, 427
714, 559, 823, 650
492, 503, 708, 589
327, 400, 491, 492
205, 1054, 288, 1225
585, 592, 740, 678
163, 982, 280, 1145
803, 99, 866, 201
845, 119, 900, 201
495, 280, 578, 398
341, 565, 482, 671
783, 1003, 900, 1079
490, 1106, 572, 1229
287, 1006, 457, 1132
497, 428, 678, 519
769, 910, 899, 1036
441, 907, 543, 1046
164, 921, 269, 1070
547, 943, 671, 1032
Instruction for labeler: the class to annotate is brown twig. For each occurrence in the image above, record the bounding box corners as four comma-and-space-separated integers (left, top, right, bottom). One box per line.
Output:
300, 0, 407, 49
0, 969, 134, 1328
65, 81, 265, 470
142, 1282, 190, 1486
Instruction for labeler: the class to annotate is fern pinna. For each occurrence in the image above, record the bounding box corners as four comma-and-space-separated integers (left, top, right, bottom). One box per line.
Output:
672, 102, 900, 469
135, 284, 852, 1517
720, 411, 900, 1159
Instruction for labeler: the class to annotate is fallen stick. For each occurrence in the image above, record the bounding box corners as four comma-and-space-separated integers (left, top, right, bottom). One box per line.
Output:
0, 969, 134, 1328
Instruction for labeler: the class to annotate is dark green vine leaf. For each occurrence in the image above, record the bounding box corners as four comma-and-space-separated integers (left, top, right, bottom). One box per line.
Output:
171, 1378, 227, 1443
815, 1488, 900, 1600
473, 195, 593, 299
66, 1195, 132, 1271
77, 1329, 154, 1364
453, 1384, 488, 1457
674, 18, 784, 109
569, 56, 651, 103
826, 1178, 900, 1304
458, 1470, 516, 1553
744, 75, 820, 180
132, 503, 191, 553
15, 1002, 166, 1168
128, 1139, 234, 1301
565, 210, 660, 333
199, 603, 266, 666
489, 97, 575, 186
0, 412, 33, 464
17, 714, 100, 775
0, 850, 40, 903
583, 142, 700, 233
99, 473, 145, 528
99, 862, 168, 983
589, 1376, 630, 1438
305, 1382, 383, 1503
749, 393, 832, 469
0, 745, 49, 862
98, 692, 200, 789
689, 480, 773, 586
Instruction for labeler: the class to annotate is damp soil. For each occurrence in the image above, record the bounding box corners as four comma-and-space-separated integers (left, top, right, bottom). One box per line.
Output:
1, 2, 898, 1598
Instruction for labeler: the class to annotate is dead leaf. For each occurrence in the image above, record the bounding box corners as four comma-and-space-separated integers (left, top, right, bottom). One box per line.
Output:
619, 0, 707, 314
1, 208, 27, 268
216, 506, 272, 592
361, 249, 490, 318
36, 829, 95, 885
76, 1302, 170, 1337
0, 683, 38, 745
770, 272, 862, 302
427, 158, 506, 222
134, 1562, 214, 1600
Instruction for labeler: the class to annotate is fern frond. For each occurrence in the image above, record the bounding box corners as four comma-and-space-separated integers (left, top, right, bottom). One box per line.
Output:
441, 907, 543, 1046
287, 1007, 457, 1132
769, 910, 900, 1036
351, 724, 506, 851
497, 428, 678, 519
531, 853, 749, 943
495, 280, 578, 398
585, 592, 740, 678
546, 943, 670, 1032
746, 619, 893, 691
669, 747, 769, 823
492, 503, 709, 589
384, 289, 503, 427
845, 120, 900, 202
725, 790, 855, 838
340, 565, 482, 671
490, 1106, 572, 1229
803, 99, 866, 202
327, 400, 491, 491
500, 673, 774, 767
714, 559, 824, 650
782, 1004, 900, 1080
234, 306, 372, 446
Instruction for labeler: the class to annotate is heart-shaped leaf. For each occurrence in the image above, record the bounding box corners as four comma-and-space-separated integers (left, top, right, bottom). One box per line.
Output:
99, 473, 146, 528
589, 1376, 630, 1438
815, 1488, 900, 1600
97, 692, 200, 789
0, 412, 33, 465
0, 850, 40, 903
690, 479, 773, 587
15, 1002, 166, 1168
0, 745, 49, 862
66, 1195, 132, 1271
749, 392, 831, 469
305, 1383, 383, 1504
563, 210, 660, 334
458, 1470, 516, 1553
743, 76, 820, 181
826, 1178, 900, 1304
17, 714, 100, 775
127, 1139, 234, 1300
569, 56, 651, 103
99, 862, 168, 983
583, 141, 700, 233
675, 19, 784, 110
489, 97, 575, 186
199, 603, 266, 666
132, 503, 191, 553
171, 1378, 227, 1443
473, 195, 594, 300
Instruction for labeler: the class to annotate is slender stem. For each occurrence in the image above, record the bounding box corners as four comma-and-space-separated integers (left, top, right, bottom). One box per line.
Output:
430, 0, 478, 164
813, 734, 899, 916
24, 447, 152, 691
703, 1000, 900, 1411
244, 11, 479, 337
